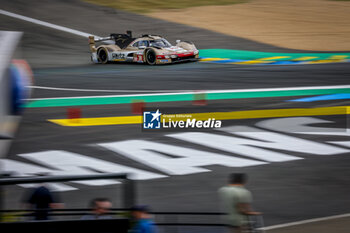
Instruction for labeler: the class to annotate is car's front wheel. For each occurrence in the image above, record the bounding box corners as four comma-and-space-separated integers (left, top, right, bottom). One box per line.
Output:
145, 49, 156, 65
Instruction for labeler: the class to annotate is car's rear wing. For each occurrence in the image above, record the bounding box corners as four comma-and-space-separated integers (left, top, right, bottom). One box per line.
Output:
89, 31, 134, 52
94, 36, 114, 42
88, 36, 113, 52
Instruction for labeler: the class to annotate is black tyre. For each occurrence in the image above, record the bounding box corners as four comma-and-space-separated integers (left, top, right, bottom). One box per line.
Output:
98, 48, 108, 64
145, 49, 156, 65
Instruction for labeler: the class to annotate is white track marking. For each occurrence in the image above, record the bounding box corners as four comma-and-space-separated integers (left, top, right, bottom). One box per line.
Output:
169, 132, 301, 162
261, 213, 350, 230
258, 117, 350, 136
328, 141, 350, 148
26, 84, 350, 100
0, 9, 98, 38
2, 117, 349, 191
99, 140, 264, 175
28, 85, 189, 93
19, 150, 166, 181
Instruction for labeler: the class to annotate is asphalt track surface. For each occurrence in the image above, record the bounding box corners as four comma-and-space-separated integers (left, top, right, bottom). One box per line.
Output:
1, 0, 350, 230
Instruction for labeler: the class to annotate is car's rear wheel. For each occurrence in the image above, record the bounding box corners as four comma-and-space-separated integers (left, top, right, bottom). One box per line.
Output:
98, 48, 108, 64
145, 49, 156, 65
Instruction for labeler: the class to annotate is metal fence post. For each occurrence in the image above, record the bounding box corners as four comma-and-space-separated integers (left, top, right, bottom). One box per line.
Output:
123, 177, 136, 209
0, 172, 10, 222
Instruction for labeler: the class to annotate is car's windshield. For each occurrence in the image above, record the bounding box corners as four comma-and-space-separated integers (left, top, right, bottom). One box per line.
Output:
149, 39, 172, 48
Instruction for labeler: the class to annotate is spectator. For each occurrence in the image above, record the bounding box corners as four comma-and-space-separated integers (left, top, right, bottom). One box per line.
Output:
129, 205, 157, 233
81, 198, 113, 220
24, 184, 63, 220
218, 173, 261, 233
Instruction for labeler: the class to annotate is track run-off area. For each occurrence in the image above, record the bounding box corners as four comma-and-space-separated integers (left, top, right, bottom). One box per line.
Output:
1, 8, 350, 66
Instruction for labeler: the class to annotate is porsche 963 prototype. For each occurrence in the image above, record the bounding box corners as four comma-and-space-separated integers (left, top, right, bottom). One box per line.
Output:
89, 31, 199, 65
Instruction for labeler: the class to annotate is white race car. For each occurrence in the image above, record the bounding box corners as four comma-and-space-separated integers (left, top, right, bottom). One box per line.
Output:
89, 31, 199, 65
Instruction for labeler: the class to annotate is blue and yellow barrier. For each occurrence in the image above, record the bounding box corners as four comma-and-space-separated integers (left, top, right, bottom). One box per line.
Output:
199, 49, 350, 65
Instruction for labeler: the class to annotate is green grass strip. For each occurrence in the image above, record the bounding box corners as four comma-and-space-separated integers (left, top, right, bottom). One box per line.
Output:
26, 88, 350, 108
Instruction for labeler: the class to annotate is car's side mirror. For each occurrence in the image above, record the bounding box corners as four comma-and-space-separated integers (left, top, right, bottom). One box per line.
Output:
139, 46, 146, 49
176, 40, 181, 44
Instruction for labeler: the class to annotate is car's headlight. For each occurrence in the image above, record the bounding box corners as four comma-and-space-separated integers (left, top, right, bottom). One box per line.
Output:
171, 55, 178, 58
194, 50, 199, 55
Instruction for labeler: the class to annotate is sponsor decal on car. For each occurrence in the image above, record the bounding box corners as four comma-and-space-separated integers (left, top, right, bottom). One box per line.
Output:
134, 54, 144, 63
159, 59, 170, 63
112, 52, 127, 60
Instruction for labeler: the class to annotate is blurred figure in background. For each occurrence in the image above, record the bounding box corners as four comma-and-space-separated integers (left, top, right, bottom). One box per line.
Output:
24, 183, 63, 220
129, 205, 157, 233
218, 173, 261, 233
81, 197, 113, 220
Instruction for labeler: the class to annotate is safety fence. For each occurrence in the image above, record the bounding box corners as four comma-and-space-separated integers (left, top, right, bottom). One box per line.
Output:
0, 173, 264, 233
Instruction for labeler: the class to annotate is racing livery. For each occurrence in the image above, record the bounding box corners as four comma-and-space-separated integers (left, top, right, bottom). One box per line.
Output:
89, 31, 199, 65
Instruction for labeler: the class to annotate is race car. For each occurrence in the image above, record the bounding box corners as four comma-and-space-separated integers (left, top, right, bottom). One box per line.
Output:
88, 31, 199, 65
